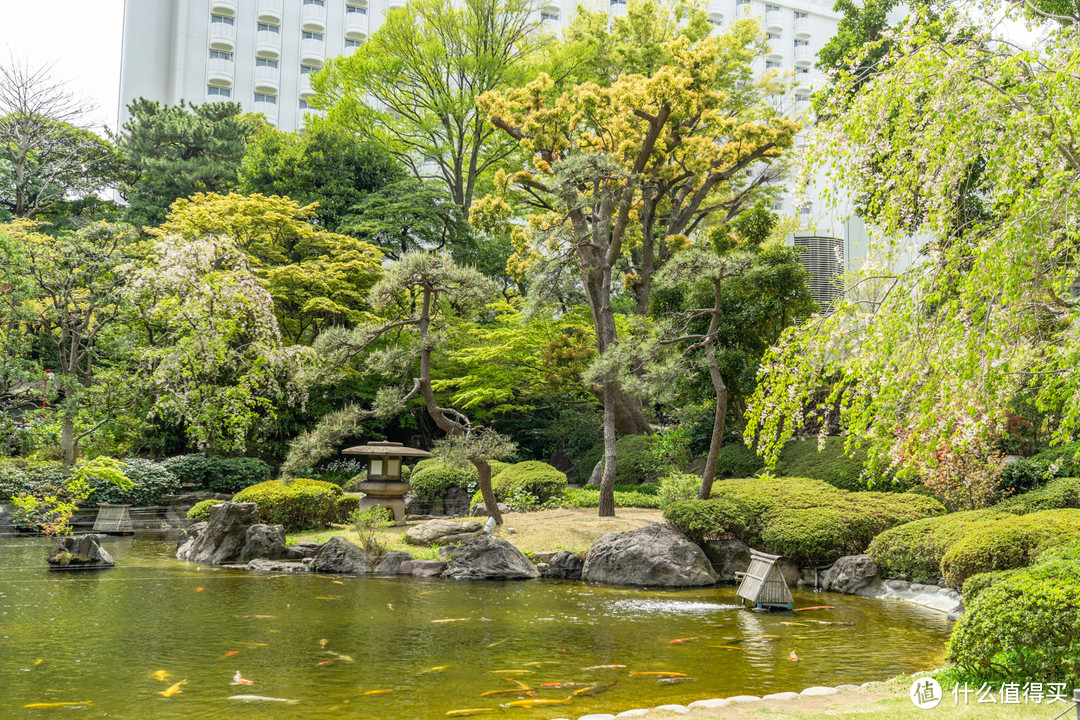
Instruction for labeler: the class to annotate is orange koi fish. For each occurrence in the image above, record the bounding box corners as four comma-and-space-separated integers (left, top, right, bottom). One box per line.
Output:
789, 651, 799, 661
241, 615, 278, 619
221, 650, 242, 659
364, 689, 393, 695
629, 671, 687, 677
669, 638, 696, 644
317, 659, 336, 666
505, 679, 531, 690
446, 709, 498, 716
488, 670, 533, 675
232, 671, 254, 686
431, 618, 470, 624
501, 697, 573, 708
24, 702, 93, 708
196, 587, 204, 592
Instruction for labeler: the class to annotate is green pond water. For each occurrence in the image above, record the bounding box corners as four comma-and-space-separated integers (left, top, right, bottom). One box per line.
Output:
0, 534, 952, 719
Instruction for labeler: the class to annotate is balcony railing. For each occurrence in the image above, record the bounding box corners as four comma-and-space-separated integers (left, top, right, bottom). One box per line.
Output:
764, 10, 783, 33
300, 37, 326, 63
211, 0, 238, 16
794, 16, 811, 40
253, 65, 280, 92
207, 57, 234, 84
253, 99, 278, 121
794, 46, 814, 66
255, 29, 282, 56
257, 0, 283, 23
208, 23, 236, 49
301, 3, 327, 31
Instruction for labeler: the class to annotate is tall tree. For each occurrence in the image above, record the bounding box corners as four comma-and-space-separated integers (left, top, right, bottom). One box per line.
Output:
114, 99, 247, 227
478, 15, 797, 514
312, 0, 548, 212
0, 60, 118, 218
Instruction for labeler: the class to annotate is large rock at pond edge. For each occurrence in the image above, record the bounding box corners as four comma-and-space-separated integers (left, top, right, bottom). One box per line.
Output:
404, 519, 483, 546
239, 523, 286, 562
441, 535, 540, 580
582, 523, 717, 587
701, 539, 751, 581
824, 554, 880, 594
177, 502, 260, 564
374, 550, 413, 575
312, 535, 373, 574
544, 551, 583, 580
48, 534, 114, 569
285, 541, 325, 560
443, 487, 472, 517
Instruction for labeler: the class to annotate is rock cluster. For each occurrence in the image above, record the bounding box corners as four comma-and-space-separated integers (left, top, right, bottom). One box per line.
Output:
582, 523, 717, 587
176, 502, 286, 564
47, 534, 115, 569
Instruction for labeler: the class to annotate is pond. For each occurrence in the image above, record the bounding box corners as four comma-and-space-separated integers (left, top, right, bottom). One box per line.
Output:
0, 534, 952, 719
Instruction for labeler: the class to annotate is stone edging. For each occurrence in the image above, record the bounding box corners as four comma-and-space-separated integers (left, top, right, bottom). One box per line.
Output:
854, 578, 964, 618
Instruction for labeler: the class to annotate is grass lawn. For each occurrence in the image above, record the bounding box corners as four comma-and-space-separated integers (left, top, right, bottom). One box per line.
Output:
287, 507, 665, 558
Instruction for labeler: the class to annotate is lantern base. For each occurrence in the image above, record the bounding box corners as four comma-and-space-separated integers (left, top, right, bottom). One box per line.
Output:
357, 496, 407, 526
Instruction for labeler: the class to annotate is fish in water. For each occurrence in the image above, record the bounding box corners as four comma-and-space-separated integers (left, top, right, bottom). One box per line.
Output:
488, 670, 533, 675
431, 618, 470, 624
658, 677, 697, 685
793, 606, 835, 612
317, 659, 336, 666
506, 679, 531, 690
152, 670, 171, 681
388, 604, 393, 611
572, 682, 617, 696
364, 689, 392, 695
221, 650, 242, 659
315, 596, 341, 600
228, 695, 300, 704
485, 639, 506, 648
760, 634, 782, 639
416, 665, 449, 676
540, 682, 591, 689
807, 620, 855, 626
790, 651, 799, 661
160, 680, 188, 697
709, 645, 743, 650
669, 638, 696, 644
23, 702, 93, 708
241, 615, 278, 619
34, 659, 43, 665
332, 580, 344, 585
501, 697, 573, 708
522, 661, 562, 666
326, 651, 355, 662
320, 639, 328, 648
234, 642, 269, 648
629, 672, 688, 678
583, 664, 626, 670
232, 671, 254, 686
479, 689, 536, 698
781, 622, 809, 627
446, 709, 498, 717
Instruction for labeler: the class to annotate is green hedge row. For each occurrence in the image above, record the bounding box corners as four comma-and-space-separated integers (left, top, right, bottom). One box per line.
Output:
575, 435, 657, 485
410, 459, 511, 503
663, 477, 944, 566
0, 458, 182, 507
163, 454, 270, 494
557, 487, 661, 509
947, 543, 1080, 687
231, 478, 348, 532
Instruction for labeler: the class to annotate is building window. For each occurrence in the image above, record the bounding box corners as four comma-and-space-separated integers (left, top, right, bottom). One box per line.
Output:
254, 92, 277, 104
736, 0, 750, 7
610, 0, 627, 5
346, 5, 367, 13
300, 99, 311, 109
303, 0, 325, 4
302, 31, 325, 40
794, 10, 808, 19
344, 38, 363, 48
767, 32, 780, 40
209, 50, 233, 60
210, 14, 234, 25
766, 4, 780, 11
708, 17, 723, 26
766, 60, 780, 69
207, 85, 231, 97
796, 67, 810, 75
256, 58, 279, 68
541, 10, 559, 21
301, 64, 320, 74
257, 22, 280, 33
795, 39, 810, 47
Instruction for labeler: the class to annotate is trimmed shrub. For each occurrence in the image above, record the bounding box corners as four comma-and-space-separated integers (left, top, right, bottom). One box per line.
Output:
713, 444, 765, 479
334, 494, 361, 522
774, 437, 873, 491
867, 509, 1011, 582
163, 455, 271, 494
492, 461, 567, 503
232, 478, 342, 532
0, 459, 67, 498
86, 459, 181, 506
574, 435, 658, 485
658, 472, 701, 508
946, 544, 1080, 686
186, 499, 221, 522
664, 477, 944, 567
940, 509, 1080, 587
997, 440, 1080, 496
996, 476, 1080, 514
556, 487, 661, 509
410, 461, 477, 503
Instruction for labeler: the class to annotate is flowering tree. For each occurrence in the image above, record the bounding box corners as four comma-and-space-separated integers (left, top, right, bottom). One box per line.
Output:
745, 7, 1080, 496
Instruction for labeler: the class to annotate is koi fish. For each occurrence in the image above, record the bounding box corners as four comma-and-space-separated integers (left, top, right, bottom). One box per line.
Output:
760, 635, 782, 639
669, 638, 696, 644
388, 604, 394, 610
446, 709, 499, 716
196, 587, 204, 592
23, 702, 93, 708
221, 650, 242, 659
789, 651, 799, 661
152, 670, 171, 681
416, 665, 449, 675
709, 645, 743, 650
807, 620, 855, 626
488, 670, 533, 675
160, 680, 187, 697
315, 596, 341, 600
241, 615, 277, 619
583, 664, 626, 670
317, 659, 336, 666
431, 618, 470, 624
326, 651, 354, 662
228, 695, 299, 704
331, 580, 344, 585
793, 606, 835, 612
364, 689, 393, 695
232, 671, 254, 686
781, 622, 809, 627
34, 659, 43, 665
540, 682, 591, 688
522, 661, 562, 666
485, 639, 506, 648
629, 672, 687, 678
572, 682, 617, 696
234, 642, 269, 648
658, 677, 697, 685
480, 689, 536, 698
501, 697, 573, 708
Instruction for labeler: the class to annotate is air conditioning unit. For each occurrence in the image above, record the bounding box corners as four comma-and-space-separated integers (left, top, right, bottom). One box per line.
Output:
793, 234, 844, 310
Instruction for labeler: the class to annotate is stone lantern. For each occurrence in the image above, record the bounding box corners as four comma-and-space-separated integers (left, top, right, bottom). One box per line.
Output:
342, 441, 429, 525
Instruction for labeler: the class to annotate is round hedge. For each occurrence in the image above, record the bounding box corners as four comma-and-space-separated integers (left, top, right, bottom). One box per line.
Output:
575, 435, 657, 485
946, 544, 1080, 687
866, 509, 1010, 582
995, 476, 1080, 514
232, 478, 343, 532
186, 499, 221, 523
713, 444, 766, 479
411, 460, 510, 503
662, 477, 945, 567
492, 461, 567, 502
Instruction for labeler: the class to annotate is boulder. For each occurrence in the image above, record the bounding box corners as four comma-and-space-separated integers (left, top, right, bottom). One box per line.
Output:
400, 560, 447, 576
312, 535, 373, 574
176, 502, 259, 564
176, 521, 208, 551
442, 535, 540, 580
373, 551, 413, 575
701, 539, 751, 581
404, 519, 483, 546
587, 459, 603, 486
239, 523, 286, 562
404, 493, 424, 516
470, 501, 510, 517
824, 554, 880, 594
47, 534, 115, 569
244, 558, 310, 572
581, 523, 717, 587
443, 487, 471, 517
285, 541, 324, 560
544, 551, 583, 580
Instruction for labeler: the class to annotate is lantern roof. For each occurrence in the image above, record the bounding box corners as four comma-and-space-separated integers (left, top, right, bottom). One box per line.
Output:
342, 440, 430, 458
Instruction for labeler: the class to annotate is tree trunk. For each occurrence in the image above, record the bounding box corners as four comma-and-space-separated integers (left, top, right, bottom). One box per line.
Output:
697, 345, 729, 500
580, 263, 621, 517
61, 416, 76, 467
598, 383, 617, 517
471, 457, 503, 525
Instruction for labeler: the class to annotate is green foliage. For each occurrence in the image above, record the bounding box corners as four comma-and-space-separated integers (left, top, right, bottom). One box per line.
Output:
999, 441, 1080, 495
663, 477, 945, 566
995, 476, 1080, 514
410, 460, 480, 503
232, 478, 343, 532
939, 509, 1080, 588
867, 509, 1010, 582
87, 458, 181, 506
658, 472, 701, 508
115, 98, 247, 226
0, 459, 67, 498
774, 437, 875, 492
646, 428, 692, 476
163, 455, 271, 494
713, 444, 766, 479
491, 461, 567, 503
946, 543, 1080, 686
351, 506, 394, 561
186, 499, 220, 523
552, 487, 662, 509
